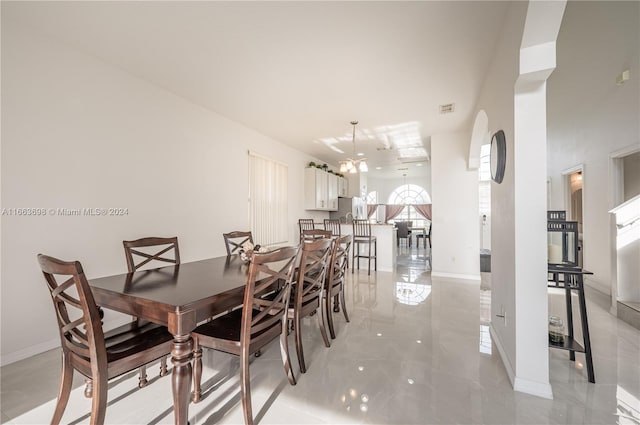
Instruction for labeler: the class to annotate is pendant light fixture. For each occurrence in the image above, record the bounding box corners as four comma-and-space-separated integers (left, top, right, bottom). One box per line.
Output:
339, 121, 368, 174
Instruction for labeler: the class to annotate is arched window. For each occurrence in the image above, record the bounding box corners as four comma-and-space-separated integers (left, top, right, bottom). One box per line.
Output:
387, 184, 431, 227
388, 184, 431, 204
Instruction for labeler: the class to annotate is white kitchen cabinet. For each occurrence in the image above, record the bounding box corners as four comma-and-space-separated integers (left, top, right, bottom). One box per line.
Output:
304, 168, 340, 211
338, 176, 348, 197
327, 173, 338, 210
304, 168, 328, 210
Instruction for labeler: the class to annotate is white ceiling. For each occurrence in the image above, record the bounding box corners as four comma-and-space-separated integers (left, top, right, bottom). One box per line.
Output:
6, 1, 511, 179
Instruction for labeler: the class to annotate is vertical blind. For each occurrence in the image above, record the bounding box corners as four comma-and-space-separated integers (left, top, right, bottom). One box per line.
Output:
248, 151, 288, 246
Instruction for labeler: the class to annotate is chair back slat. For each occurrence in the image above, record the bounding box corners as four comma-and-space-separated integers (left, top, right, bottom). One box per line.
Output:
296, 238, 333, 306
223, 231, 254, 256
298, 219, 315, 241
323, 219, 341, 237
353, 219, 372, 238
240, 247, 299, 340
123, 237, 180, 272
327, 234, 352, 290
37, 254, 106, 365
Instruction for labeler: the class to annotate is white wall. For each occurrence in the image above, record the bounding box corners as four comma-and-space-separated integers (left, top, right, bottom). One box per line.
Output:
547, 1, 640, 295
430, 133, 480, 280
623, 151, 640, 202
0, 21, 322, 364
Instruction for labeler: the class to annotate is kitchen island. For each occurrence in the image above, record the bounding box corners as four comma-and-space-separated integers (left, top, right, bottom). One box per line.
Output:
340, 223, 396, 272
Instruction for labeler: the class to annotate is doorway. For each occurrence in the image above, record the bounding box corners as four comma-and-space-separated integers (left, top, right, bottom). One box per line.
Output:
563, 165, 584, 267
610, 146, 640, 326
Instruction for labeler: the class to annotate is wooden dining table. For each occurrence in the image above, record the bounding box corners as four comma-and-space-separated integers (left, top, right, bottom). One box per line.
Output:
89, 254, 251, 425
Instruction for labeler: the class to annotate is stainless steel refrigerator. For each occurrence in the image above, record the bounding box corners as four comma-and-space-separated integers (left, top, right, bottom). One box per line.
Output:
329, 197, 366, 223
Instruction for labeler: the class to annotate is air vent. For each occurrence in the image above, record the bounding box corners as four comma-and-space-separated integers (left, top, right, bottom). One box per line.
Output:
439, 103, 455, 114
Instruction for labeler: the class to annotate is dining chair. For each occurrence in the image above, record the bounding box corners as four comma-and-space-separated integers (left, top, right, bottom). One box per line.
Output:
298, 218, 315, 241
37, 254, 173, 425
223, 231, 254, 256
289, 237, 333, 373
301, 228, 332, 241
123, 236, 179, 382
123, 236, 180, 272
323, 218, 341, 237
352, 219, 377, 275
191, 246, 300, 425
396, 221, 411, 247
415, 222, 432, 249
324, 234, 352, 339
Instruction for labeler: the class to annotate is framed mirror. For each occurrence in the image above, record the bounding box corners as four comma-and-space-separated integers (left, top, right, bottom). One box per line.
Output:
490, 130, 506, 184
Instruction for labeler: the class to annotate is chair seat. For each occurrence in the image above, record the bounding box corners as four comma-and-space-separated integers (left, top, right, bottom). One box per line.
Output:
354, 236, 376, 242
193, 308, 278, 342
102, 321, 174, 363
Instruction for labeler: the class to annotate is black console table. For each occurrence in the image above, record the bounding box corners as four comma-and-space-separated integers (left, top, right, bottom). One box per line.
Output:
547, 264, 595, 383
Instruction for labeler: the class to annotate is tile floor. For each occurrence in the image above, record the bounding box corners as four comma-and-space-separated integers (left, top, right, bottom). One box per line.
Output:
2, 245, 639, 424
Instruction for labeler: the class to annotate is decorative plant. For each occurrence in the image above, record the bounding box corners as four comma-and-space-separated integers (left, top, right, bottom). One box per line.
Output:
308, 161, 317, 168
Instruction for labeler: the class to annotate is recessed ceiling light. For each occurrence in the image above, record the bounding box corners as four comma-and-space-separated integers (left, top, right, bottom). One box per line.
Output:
357, 152, 364, 156
375, 166, 382, 170
416, 163, 423, 167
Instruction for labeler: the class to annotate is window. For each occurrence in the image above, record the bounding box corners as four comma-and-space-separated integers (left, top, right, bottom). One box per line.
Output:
387, 184, 431, 227
366, 191, 378, 204
479, 144, 491, 215
248, 151, 288, 246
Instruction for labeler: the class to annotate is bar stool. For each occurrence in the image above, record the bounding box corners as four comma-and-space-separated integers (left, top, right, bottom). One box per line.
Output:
352, 219, 376, 275
298, 218, 315, 242
323, 218, 341, 237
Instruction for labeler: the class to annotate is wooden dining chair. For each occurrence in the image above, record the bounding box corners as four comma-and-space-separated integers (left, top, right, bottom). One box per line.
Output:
289, 237, 333, 373
123, 236, 180, 272
324, 234, 352, 339
352, 219, 377, 275
415, 222, 432, 249
223, 231, 254, 256
323, 218, 341, 237
301, 228, 332, 241
191, 246, 300, 425
123, 236, 179, 381
37, 254, 173, 425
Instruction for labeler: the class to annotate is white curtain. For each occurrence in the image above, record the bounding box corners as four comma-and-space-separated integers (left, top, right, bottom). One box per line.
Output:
248, 151, 288, 246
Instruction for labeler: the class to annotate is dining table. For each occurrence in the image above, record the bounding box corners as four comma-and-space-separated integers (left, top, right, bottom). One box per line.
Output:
88, 254, 251, 425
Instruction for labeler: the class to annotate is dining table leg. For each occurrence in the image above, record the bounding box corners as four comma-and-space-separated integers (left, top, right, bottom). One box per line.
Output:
171, 334, 194, 425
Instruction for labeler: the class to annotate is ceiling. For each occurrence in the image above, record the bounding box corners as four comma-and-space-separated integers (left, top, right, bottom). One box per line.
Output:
6, 1, 511, 179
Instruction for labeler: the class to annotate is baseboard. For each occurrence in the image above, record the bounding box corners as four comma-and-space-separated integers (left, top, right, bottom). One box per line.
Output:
513, 377, 554, 399
431, 271, 481, 281
617, 301, 640, 330
489, 324, 515, 386
0, 337, 60, 367
489, 324, 554, 400
0, 316, 131, 367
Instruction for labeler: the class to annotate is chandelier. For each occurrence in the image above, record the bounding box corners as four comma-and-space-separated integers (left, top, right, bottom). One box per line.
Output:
339, 121, 368, 174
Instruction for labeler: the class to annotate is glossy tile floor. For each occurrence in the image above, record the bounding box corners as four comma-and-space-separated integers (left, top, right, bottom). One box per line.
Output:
2, 245, 639, 424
